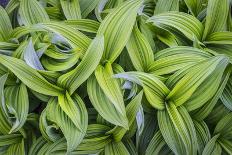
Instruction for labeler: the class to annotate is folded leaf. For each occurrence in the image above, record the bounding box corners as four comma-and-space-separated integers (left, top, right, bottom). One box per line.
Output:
0, 54, 63, 96
79, 0, 100, 18
154, 0, 179, 15
148, 12, 204, 41
87, 75, 129, 129
5, 83, 29, 133
60, 0, 82, 20
0, 6, 13, 41
149, 46, 211, 75
105, 141, 130, 155
58, 35, 104, 94
97, 0, 142, 62
202, 0, 229, 40
126, 25, 154, 72
202, 134, 221, 155
58, 91, 87, 132
145, 131, 166, 155
95, 62, 127, 116
19, 0, 50, 25
46, 97, 87, 153
166, 56, 229, 107
108, 91, 143, 142
115, 72, 170, 110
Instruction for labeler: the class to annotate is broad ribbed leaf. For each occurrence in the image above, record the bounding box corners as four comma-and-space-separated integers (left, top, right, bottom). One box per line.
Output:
23, 38, 44, 70
126, 25, 154, 72
46, 97, 87, 153
0, 134, 22, 146
79, 0, 100, 18
0, 54, 63, 96
115, 72, 170, 110
5, 83, 29, 133
221, 76, 232, 111
192, 68, 231, 120
145, 131, 166, 155
0, 74, 11, 134
149, 46, 211, 76
95, 62, 127, 117
87, 75, 129, 129
154, 0, 179, 14
166, 103, 198, 155
58, 91, 87, 132
158, 108, 187, 155
65, 19, 100, 33
6, 139, 25, 155
202, 134, 221, 155
194, 120, 211, 154
108, 91, 143, 142
60, 0, 82, 20
33, 22, 91, 52
204, 32, 232, 45
97, 0, 142, 62
183, 0, 204, 16
58, 35, 104, 94
166, 56, 229, 107
148, 12, 204, 41
0, 6, 12, 41
202, 0, 229, 40
214, 113, 232, 138
105, 141, 130, 155
218, 138, 232, 154
19, 0, 50, 25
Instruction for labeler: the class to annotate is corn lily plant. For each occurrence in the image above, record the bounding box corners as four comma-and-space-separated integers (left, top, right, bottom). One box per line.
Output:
0, 0, 232, 154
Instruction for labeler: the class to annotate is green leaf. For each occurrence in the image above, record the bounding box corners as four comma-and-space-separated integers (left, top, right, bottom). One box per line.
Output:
193, 120, 211, 154
158, 107, 187, 155
64, 19, 100, 33
95, 62, 127, 117
145, 131, 166, 155
6, 139, 25, 155
154, 0, 179, 15
214, 113, 232, 139
60, 0, 82, 20
97, 0, 142, 62
218, 138, 232, 155
4, 83, 29, 133
58, 91, 87, 132
202, 0, 229, 40
0, 134, 22, 147
192, 67, 231, 120
0, 6, 13, 41
115, 72, 170, 110
0, 74, 11, 134
148, 12, 204, 41
19, 0, 50, 25
87, 75, 129, 129
166, 103, 198, 155
0, 54, 63, 96
183, 0, 204, 16
79, 0, 100, 18
57, 35, 104, 94
126, 25, 154, 72
108, 91, 143, 142
166, 56, 229, 107
202, 134, 221, 155
204, 32, 232, 45
32, 22, 91, 52
46, 97, 87, 153
149, 46, 211, 76
105, 141, 130, 155
221, 76, 232, 111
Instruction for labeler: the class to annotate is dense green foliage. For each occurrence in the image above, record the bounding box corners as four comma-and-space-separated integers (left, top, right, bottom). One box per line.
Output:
0, 0, 232, 154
